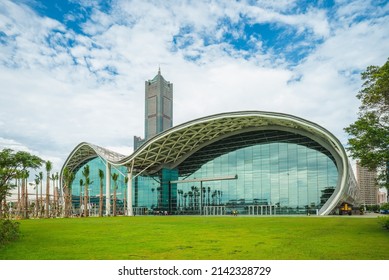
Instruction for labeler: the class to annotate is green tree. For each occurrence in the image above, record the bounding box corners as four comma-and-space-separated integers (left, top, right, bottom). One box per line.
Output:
0, 149, 43, 218
34, 175, 40, 217
50, 173, 56, 216
62, 167, 75, 218
380, 203, 389, 211
79, 179, 84, 215
345, 58, 389, 194
82, 165, 92, 217
54, 172, 59, 216
112, 173, 119, 216
124, 176, 128, 215
98, 169, 104, 217
21, 170, 29, 219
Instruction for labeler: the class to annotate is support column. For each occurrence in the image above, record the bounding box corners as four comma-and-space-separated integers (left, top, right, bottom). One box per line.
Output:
127, 171, 134, 216
105, 162, 111, 216
200, 181, 203, 215
127, 161, 134, 216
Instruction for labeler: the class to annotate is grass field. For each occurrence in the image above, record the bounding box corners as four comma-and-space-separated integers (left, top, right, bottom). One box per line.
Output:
1, 216, 388, 260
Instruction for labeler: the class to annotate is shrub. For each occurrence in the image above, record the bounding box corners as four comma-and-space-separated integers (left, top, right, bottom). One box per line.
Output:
0, 219, 20, 247
380, 203, 389, 211
378, 216, 389, 231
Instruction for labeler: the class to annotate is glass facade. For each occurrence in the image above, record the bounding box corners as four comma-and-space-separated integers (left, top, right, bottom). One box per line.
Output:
71, 157, 128, 215
172, 130, 338, 215
71, 130, 338, 216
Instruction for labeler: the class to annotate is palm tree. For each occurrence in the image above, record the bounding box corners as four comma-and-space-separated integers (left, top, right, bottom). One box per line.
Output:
201, 187, 206, 209
79, 179, 84, 215
55, 172, 59, 216
192, 186, 199, 210
82, 165, 92, 217
45, 160, 52, 218
50, 173, 56, 216
98, 169, 104, 217
181, 190, 185, 208
124, 176, 128, 215
212, 190, 217, 205
207, 187, 211, 206
34, 175, 40, 217
183, 193, 188, 209
195, 188, 200, 210
156, 187, 162, 208
177, 190, 181, 208
63, 167, 75, 218
112, 173, 119, 216
39, 171, 43, 217
177, 190, 184, 208
151, 188, 155, 208
188, 191, 193, 209
22, 170, 29, 219
16, 171, 21, 216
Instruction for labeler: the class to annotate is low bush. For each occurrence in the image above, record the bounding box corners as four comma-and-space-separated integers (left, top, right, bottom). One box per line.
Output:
378, 216, 389, 231
0, 219, 20, 247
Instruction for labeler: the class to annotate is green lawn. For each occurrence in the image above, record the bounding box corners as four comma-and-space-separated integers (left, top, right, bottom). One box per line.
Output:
1, 216, 388, 260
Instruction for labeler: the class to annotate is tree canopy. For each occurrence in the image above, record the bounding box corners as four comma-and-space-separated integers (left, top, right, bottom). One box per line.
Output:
344, 58, 389, 190
0, 148, 43, 206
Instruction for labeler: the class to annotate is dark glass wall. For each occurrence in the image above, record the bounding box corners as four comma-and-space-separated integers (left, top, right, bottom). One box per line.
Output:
174, 130, 338, 215
71, 157, 128, 215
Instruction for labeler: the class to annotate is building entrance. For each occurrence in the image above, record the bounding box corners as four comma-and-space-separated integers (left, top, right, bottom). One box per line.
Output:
203, 206, 225, 215
247, 205, 276, 215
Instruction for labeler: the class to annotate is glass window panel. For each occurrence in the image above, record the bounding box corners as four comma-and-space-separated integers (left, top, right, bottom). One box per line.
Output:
121, 130, 342, 215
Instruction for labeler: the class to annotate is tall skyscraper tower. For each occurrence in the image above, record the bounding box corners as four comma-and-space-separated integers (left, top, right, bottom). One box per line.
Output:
134, 69, 173, 149
356, 161, 378, 205
145, 68, 173, 139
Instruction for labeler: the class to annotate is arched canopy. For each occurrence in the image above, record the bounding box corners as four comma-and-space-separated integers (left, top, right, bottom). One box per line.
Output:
63, 142, 126, 174
123, 111, 346, 174
63, 111, 348, 176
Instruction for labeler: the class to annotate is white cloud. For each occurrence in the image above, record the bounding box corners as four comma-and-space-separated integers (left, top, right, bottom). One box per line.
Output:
1, 0, 389, 174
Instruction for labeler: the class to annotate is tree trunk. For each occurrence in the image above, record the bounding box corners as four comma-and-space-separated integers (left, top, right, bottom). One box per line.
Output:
21, 178, 25, 218
45, 172, 50, 218
63, 186, 68, 218
17, 179, 21, 216
113, 188, 117, 216
0, 199, 3, 219
40, 180, 43, 218
25, 178, 29, 218
79, 186, 82, 216
84, 184, 89, 217
99, 183, 103, 217
35, 185, 39, 218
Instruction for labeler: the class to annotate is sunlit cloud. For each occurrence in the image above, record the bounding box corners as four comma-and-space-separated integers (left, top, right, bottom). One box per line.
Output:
1, 0, 388, 175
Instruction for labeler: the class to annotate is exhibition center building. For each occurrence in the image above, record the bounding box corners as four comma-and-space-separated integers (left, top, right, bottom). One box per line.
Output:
61, 72, 358, 216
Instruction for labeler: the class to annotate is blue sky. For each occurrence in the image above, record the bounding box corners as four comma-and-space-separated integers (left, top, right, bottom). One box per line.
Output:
1, 0, 389, 172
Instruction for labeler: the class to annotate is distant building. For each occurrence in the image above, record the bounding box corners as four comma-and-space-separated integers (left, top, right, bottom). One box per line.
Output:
378, 190, 388, 205
134, 69, 173, 149
356, 162, 378, 205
